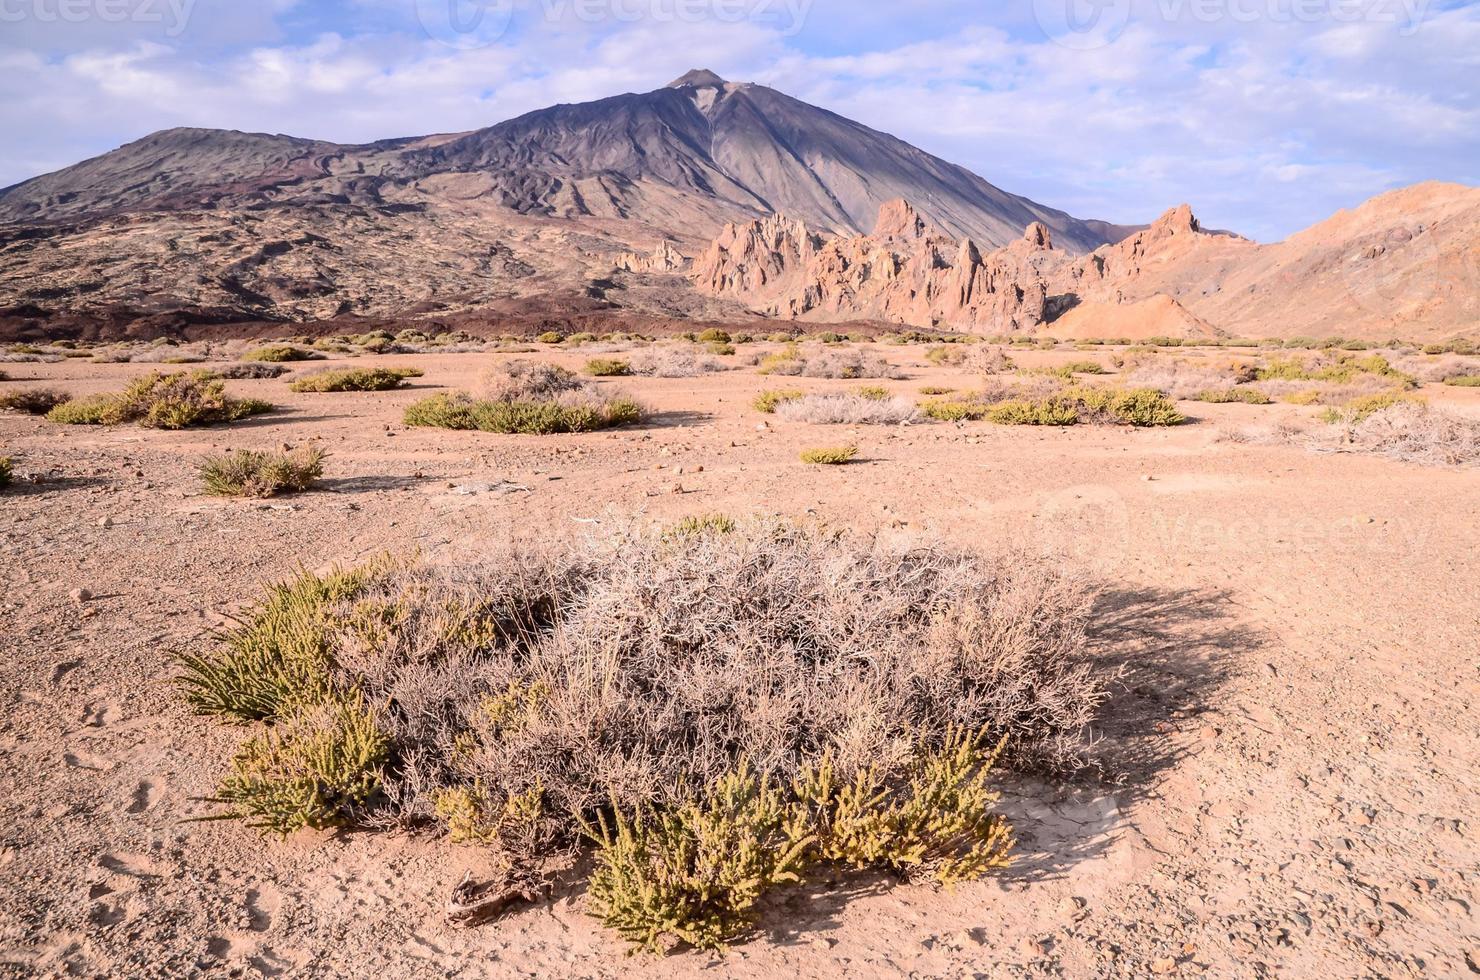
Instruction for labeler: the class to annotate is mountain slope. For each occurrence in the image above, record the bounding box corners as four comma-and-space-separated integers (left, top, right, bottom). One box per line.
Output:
0, 71, 1129, 254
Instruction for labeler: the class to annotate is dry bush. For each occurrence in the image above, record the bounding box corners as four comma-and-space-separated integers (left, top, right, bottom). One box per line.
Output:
1122, 358, 1257, 399
628, 348, 731, 378
1392, 353, 1480, 384
481, 361, 588, 401
184, 521, 1104, 831
179, 521, 1109, 950
1230, 402, 1480, 467
0, 455, 10, 489
1253, 374, 1403, 405
962, 345, 1017, 374
0, 387, 70, 415
216, 363, 290, 380
760, 345, 905, 380
775, 393, 921, 425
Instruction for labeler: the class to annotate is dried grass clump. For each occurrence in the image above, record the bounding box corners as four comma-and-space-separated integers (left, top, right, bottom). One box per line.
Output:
483, 361, 587, 401
800, 445, 859, 464
628, 348, 731, 378
1443, 375, 1480, 387
290, 367, 422, 392
181, 522, 1105, 946
1192, 387, 1272, 405
1395, 353, 1480, 383
0, 387, 70, 415
199, 447, 327, 498
1231, 403, 1480, 467
45, 372, 273, 429
1318, 392, 1423, 424
216, 363, 290, 380
760, 345, 904, 380
775, 393, 920, 425
1121, 357, 1257, 399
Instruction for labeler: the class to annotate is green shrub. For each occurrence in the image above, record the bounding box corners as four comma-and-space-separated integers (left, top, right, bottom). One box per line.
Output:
0, 387, 69, 415
536, 332, 565, 344
566, 332, 598, 346
290, 367, 422, 392
1064, 361, 1106, 375
855, 385, 890, 401
918, 386, 953, 396
1444, 375, 1480, 387
205, 695, 390, 836
800, 445, 858, 465
242, 345, 316, 363
665, 514, 738, 538
988, 388, 1183, 427
403, 393, 481, 429
757, 345, 803, 375
1194, 387, 1272, 405
1256, 353, 1414, 387
175, 559, 395, 721
584, 358, 632, 377
921, 399, 989, 422
1077, 387, 1186, 426
199, 447, 327, 498
46, 372, 272, 429
794, 726, 1014, 885
583, 764, 812, 954
46, 395, 116, 425
404, 393, 642, 434
753, 389, 803, 413
697, 329, 731, 344
986, 397, 1081, 426
707, 342, 737, 356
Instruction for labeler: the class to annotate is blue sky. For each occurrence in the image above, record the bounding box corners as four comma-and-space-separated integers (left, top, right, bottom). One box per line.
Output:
1, 0, 1476, 240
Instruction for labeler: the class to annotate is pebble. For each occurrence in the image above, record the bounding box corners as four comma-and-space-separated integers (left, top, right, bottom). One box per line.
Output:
1150, 957, 1177, 974
69, 588, 93, 603
98, 516, 114, 528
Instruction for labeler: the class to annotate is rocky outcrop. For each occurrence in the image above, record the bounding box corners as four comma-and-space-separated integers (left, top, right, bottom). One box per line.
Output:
692, 199, 1062, 331
615, 240, 688, 274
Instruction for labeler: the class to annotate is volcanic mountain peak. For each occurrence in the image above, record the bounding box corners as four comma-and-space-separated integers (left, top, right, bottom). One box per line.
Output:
667, 68, 729, 89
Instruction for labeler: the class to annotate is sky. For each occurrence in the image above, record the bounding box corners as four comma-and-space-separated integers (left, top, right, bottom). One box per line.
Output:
0, 0, 1476, 241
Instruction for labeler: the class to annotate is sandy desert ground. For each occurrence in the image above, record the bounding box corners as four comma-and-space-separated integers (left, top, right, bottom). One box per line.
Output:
1, 342, 1477, 978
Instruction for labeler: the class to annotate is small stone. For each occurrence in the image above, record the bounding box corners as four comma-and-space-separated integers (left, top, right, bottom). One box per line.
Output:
1199, 726, 1219, 740
98, 516, 114, 528
69, 588, 93, 603
1150, 957, 1176, 974
1142, 474, 1155, 482
693, 465, 705, 473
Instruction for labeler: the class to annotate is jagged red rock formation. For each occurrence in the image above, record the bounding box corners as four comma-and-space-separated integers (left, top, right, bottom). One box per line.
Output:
615, 240, 688, 274
694, 185, 1480, 341
692, 199, 1066, 332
